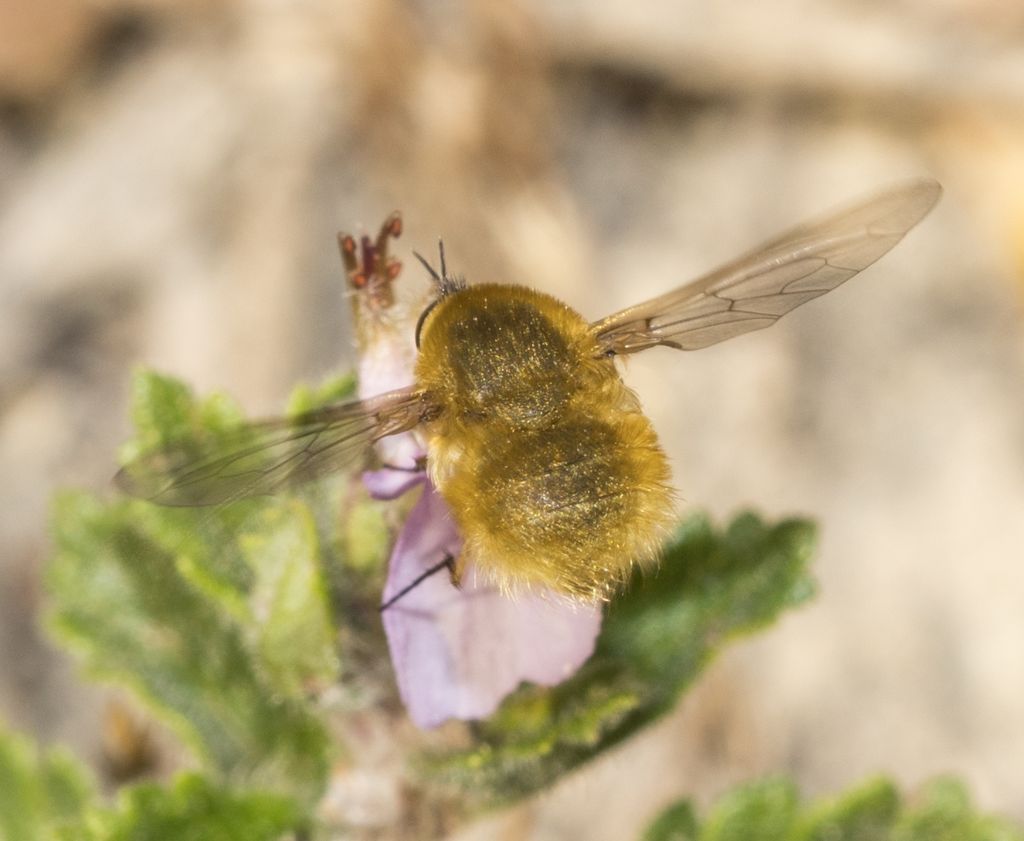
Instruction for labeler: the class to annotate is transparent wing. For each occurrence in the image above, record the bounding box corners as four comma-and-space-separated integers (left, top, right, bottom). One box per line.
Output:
115, 387, 432, 506
592, 178, 941, 355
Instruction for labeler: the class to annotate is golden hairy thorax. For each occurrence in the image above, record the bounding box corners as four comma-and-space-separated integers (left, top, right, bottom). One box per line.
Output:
415, 284, 675, 600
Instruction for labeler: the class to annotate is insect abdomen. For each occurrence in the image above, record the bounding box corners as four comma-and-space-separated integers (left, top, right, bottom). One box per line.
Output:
443, 410, 674, 600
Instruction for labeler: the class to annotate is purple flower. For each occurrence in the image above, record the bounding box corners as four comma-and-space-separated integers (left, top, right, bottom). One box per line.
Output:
365, 470, 601, 729
346, 215, 601, 729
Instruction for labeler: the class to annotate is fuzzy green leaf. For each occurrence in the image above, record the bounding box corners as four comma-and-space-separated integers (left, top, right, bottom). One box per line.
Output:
642, 776, 1024, 841
240, 502, 340, 698
102, 773, 301, 841
47, 372, 339, 804
343, 501, 391, 572
48, 492, 330, 802
643, 799, 700, 841
420, 512, 817, 808
285, 372, 357, 416
120, 370, 248, 466
0, 728, 300, 841
0, 725, 95, 841
795, 776, 900, 841
701, 778, 799, 841
892, 777, 1023, 841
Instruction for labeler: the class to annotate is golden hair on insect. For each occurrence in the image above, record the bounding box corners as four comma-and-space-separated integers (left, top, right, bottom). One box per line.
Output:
115, 179, 942, 603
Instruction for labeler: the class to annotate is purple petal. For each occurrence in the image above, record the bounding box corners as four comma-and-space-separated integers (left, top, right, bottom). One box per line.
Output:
362, 467, 425, 501
368, 430, 423, 474
381, 481, 603, 729
352, 305, 423, 475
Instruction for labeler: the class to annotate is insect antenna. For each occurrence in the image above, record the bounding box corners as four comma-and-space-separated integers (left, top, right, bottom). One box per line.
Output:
412, 240, 467, 347
379, 554, 455, 612
413, 247, 442, 285
413, 239, 465, 297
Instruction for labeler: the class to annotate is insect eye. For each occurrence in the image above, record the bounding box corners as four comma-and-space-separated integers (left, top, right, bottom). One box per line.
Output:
414, 298, 442, 349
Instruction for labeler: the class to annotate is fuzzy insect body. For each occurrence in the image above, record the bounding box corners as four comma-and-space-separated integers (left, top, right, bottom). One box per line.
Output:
416, 284, 673, 599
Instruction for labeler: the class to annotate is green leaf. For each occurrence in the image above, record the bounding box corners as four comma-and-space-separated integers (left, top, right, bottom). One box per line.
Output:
285, 372, 357, 416
240, 502, 340, 698
643, 799, 699, 841
795, 776, 899, 841
0, 727, 300, 841
343, 500, 391, 573
0, 725, 95, 841
47, 371, 336, 805
48, 492, 330, 802
641, 776, 1024, 841
102, 773, 301, 841
120, 371, 248, 465
701, 778, 799, 841
421, 512, 817, 808
893, 777, 1023, 841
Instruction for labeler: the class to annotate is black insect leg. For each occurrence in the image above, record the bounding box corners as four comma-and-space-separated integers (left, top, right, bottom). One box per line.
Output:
379, 554, 455, 612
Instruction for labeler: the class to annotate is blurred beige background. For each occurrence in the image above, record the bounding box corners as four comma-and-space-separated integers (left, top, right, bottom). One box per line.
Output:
1, 0, 1023, 838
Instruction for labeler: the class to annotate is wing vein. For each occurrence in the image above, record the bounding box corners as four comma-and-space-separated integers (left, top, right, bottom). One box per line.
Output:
592, 178, 940, 355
